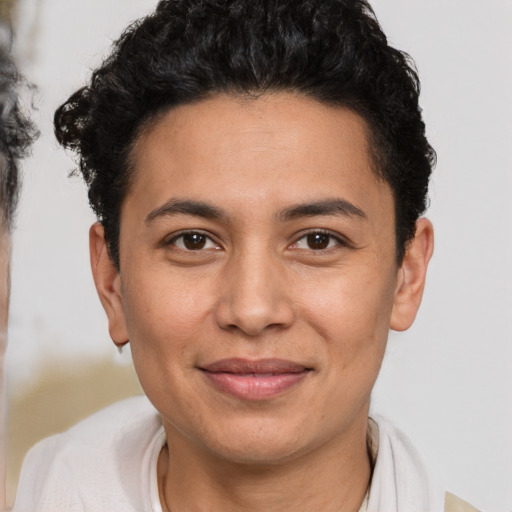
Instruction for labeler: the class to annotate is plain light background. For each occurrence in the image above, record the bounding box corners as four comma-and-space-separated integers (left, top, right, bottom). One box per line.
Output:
6, 1, 512, 510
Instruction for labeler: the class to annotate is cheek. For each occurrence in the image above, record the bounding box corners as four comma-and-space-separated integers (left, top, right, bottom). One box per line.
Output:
295, 264, 396, 361
121, 267, 218, 363
120, 270, 213, 412
300, 271, 394, 415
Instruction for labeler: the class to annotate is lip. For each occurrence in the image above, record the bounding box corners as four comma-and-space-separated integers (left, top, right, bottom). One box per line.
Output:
199, 358, 312, 401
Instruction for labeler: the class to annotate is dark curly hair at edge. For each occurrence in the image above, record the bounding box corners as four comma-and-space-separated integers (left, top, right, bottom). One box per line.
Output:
0, 31, 36, 229
55, 0, 435, 269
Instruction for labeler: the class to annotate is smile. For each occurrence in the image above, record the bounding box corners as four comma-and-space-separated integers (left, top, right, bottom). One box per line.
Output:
199, 358, 312, 400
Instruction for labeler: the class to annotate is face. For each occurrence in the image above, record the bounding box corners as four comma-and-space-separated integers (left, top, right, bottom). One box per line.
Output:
91, 93, 433, 464
0, 226, 8, 346
0, 225, 9, 382
0, 224, 9, 507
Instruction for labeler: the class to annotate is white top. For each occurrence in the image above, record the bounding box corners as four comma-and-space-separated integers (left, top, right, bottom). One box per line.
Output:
12, 396, 444, 512
148, 426, 166, 512
13, 397, 163, 512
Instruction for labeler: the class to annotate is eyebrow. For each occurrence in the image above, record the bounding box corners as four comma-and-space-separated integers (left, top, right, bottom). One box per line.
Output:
277, 198, 367, 222
145, 197, 366, 225
145, 199, 226, 224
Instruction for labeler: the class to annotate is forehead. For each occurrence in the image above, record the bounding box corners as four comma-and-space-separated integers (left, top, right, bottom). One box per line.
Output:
126, 93, 392, 222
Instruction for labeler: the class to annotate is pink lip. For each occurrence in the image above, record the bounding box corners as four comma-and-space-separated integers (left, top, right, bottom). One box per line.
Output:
199, 358, 311, 400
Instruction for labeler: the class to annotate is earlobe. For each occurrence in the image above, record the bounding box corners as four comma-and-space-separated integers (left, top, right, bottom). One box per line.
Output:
390, 218, 434, 332
89, 222, 129, 347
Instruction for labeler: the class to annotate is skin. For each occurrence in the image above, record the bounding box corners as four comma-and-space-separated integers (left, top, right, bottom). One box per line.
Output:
0, 227, 10, 509
90, 93, 433, 512
0, 227, 9, 500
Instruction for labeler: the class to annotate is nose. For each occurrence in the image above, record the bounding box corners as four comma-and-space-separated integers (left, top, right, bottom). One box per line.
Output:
214, 249, 295, 336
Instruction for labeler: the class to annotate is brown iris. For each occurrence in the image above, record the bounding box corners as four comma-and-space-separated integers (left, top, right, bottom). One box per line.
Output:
307, 233, 330, 250
183, 233, 207, 250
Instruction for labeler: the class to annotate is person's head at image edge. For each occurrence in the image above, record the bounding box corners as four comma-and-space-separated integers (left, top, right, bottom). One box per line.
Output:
0, 29, 36, 510
19, 0, 474, 511
0, 31, 35, 318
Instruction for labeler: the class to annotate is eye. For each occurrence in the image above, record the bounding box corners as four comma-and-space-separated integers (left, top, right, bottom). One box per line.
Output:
169, 232, 220, 251
292, 231, 342, 251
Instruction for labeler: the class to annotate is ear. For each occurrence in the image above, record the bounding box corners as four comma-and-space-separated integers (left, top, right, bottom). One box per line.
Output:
89, 222, 129, 347
390, 218, 434, 331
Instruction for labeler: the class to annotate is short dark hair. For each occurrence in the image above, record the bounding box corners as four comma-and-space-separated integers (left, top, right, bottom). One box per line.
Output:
55, 0, 435, 268
0, 30, 36, 229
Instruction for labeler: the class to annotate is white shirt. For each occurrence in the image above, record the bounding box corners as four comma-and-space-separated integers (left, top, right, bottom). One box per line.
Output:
13, 397, 163, 512
13, 396, 444, 512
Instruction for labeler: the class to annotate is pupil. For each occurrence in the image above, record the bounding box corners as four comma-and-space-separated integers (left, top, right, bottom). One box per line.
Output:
307, 233, 329, 250
184, 233, 206, 250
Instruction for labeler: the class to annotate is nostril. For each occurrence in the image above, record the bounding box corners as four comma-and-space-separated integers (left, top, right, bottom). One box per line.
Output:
213, 271, 295, 335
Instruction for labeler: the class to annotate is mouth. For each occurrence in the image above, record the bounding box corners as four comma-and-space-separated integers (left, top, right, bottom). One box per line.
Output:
199, 358, 312, 401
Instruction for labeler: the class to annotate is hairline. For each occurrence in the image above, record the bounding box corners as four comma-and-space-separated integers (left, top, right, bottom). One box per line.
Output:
108, 89, 401, 271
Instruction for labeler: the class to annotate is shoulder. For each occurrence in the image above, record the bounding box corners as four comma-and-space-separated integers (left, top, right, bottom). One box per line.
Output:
445, 492, 481, 512
53, 394, 160, 441
13, 396, 162, 512
369, 416, 480, 512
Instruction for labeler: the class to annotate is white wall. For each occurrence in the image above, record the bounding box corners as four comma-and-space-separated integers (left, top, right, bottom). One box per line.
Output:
7, 1, 512, 510
370, 3, 512, 511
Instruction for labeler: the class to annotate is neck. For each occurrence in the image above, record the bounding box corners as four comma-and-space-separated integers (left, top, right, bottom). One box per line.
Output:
158, 415, 371, 512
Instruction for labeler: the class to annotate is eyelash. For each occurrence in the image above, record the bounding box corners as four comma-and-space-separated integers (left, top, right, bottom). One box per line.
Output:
165, 230, 221, 251
290, 229, 347, 251
164, 229, 348, 252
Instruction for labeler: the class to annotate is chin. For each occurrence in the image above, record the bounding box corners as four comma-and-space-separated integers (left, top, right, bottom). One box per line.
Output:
187, 415, 326, 466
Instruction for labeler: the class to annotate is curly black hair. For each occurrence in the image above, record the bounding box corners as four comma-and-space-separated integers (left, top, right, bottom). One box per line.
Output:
55, 0, 435, 268
0, 30, 36, 229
